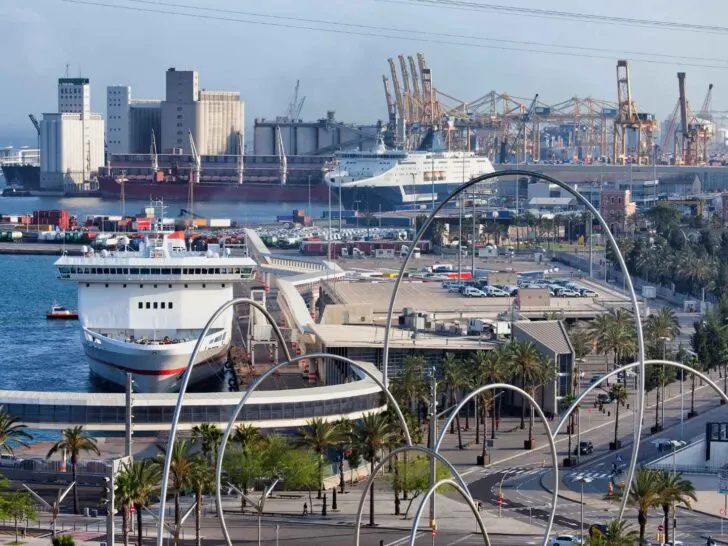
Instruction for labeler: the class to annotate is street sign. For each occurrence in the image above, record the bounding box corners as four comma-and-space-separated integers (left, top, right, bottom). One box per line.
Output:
130, 506, 135, 513
719, 469, 728, 494
658, 524, 664, 532
616, 455, 624, 463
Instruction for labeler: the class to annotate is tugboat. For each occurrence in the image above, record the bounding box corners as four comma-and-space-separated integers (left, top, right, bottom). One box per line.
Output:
46, 304, 79, 320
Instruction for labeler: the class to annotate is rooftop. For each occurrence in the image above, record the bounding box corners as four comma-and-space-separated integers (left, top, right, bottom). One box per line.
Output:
512, 320, 573, 355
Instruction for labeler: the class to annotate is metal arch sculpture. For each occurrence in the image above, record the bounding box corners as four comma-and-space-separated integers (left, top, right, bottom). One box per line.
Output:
156, 297, 292, 546
555, 359, 728, 439
408, 478, 491, 546
214, 352, 413, 546
353, 445, 476, 546
434, 383, 559, 542
382, 169, 646, 519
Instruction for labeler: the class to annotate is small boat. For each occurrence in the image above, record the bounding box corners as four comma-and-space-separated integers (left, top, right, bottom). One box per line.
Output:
46, 304, 78, 320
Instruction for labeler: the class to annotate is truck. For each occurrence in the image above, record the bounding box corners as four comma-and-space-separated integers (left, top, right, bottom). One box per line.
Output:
467, 318, 511, 338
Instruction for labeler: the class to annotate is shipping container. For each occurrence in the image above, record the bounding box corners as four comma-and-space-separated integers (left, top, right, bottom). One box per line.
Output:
209, 218, 232, 228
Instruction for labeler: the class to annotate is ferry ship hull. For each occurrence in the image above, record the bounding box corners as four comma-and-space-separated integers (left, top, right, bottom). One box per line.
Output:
97, 176, 331, 203
81, 327, 229, 393
336, 181, 470, 211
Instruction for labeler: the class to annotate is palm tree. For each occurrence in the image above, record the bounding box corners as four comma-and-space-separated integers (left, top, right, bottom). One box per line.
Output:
46, 426, 100, 514
590, 309, 636, 379
334, 418, 353, 493
568, 327, 594, 361
585, 519, 639, 546
113, 465, 135, 546
233, 423, 263, 455
508, 341, 543, 447
442, 353, 466, 449
390, 355, 426, 419
677, 253, 717, 302
627, 467, 662, 544
687, 356, 702, 417
561, 393, 577, 464
472, 350, 506, 454
609, 383, 628, 450
157, 439, 193, 546
645, 307, 680, 346
188, 458, 215, 546
191, 423, 223, 467
0, 406, 32, 455
657, 469, 696, 545
127, 458, 162, 546
354, 412, 397, 527
295, 418, 341, 499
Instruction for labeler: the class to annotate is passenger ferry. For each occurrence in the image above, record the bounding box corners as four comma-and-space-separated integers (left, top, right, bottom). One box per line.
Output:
54, 213, 256, 392
324, 131, 495, 211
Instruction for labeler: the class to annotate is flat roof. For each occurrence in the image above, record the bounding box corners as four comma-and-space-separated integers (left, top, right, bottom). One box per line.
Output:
311, 323, 495, 351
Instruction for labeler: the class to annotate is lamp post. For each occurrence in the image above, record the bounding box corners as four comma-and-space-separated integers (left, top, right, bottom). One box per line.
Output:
659, 337, 671, 430
574, 475, 593, 542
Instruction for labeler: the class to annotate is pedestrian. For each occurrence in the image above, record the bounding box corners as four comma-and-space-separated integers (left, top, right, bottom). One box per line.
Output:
302, 502, 308, 516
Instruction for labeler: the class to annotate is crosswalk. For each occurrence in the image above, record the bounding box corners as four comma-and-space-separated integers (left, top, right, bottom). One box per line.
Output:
479, 465, 547, 480
565, 469, 618, 481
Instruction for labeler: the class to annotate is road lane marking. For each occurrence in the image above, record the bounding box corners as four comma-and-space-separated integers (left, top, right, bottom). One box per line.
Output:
384, 532, 421, 546
446, 534, 474, 545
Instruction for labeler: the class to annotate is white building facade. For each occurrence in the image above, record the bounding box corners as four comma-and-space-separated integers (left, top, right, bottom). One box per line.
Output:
107, 85, 161, 155
40, 77, 105, 190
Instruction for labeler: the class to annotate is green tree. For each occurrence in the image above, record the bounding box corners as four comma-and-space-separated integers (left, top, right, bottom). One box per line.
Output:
113, 465, 135, 546
51, 535, 75, 546
126, 459, 162, 546
188, 458, 215, 546
0, 406, 31, 455
295, 418, 342, 499
472, 349, 507, 459
2, 491, 37, 543
394, 456, 451, 519
568, 327, 594, 361
157, 440, 193, 546
657, 469, 696, 545
354, 412, 397, 527
46, 426, 100, 514
190, 423, 223, 467
390, 356, 426, 419
645, 203, 680, 237
585, 519, 638, 546
609, 383, 628, 449
223, 446, 264, 511
334, 418, 354, 493
590, 309, 636, 380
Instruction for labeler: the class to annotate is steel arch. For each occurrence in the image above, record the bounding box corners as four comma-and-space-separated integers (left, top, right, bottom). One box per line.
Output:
381, 169, 645, 519
157, 297, 291, 546
434, 383, 559, 543
409, 478, 491, 546
214, 352, 412, 546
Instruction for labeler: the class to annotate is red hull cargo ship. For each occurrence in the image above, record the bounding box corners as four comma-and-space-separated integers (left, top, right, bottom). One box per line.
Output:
98, 153, 331, 202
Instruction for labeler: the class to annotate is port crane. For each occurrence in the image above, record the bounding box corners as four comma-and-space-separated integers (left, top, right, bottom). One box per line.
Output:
28, 114, 41, 152
398, 55, 413, 121
382, 76, 398, 148
613, 60, 655, 164
286, 80, 306, 121
507, 94, 538, 163
188, 130, 200, 220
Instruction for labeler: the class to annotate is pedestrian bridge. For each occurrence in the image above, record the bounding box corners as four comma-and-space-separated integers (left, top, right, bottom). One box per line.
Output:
0, 360, 385, 431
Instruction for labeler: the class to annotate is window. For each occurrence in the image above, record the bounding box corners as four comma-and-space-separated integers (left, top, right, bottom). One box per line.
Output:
138, 302, 143, 309
153, 302, 158, 309
169, 302, 173, 309
161, 302, 166, 309
146, 302, 151, 309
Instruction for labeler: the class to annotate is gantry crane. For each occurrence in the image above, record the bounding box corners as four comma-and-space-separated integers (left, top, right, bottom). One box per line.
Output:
509, 94, 538, 163
398, 55, 412, 121
614, 60, 644, 164
382, 75, 398, 148
388, 58, 406, 145
408, 55, 421, 121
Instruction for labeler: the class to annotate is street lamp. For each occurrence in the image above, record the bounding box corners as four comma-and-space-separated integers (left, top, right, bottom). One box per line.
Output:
573, 475, 594, 542
659, 337, 671, 430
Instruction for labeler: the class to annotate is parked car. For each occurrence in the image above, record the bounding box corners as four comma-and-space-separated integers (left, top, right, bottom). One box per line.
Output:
486, 287, 511, 297
463, 286, 487, 298
550, 535, 582, 545
556, 288, 581, 297
573, 440, 594, 455
0, 455, 21, 468
589, 375, 603, 385
597, 393, 611, 404
579, 288, 598, 297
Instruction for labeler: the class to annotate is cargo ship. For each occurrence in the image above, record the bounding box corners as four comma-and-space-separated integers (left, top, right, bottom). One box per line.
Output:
96, 152, 332, 202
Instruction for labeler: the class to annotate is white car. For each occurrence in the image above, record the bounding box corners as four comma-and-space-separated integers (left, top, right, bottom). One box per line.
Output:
556, 288, 581, 297
486, 287, 511, 297
550, 536, 582, 546
463, 286, 487, 298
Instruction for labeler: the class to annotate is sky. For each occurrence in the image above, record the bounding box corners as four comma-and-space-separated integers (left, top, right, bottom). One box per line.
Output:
2, 0, 727, 145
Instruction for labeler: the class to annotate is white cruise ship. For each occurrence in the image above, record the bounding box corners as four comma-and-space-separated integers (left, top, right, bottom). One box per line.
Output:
324, 131, 495, 211
55, 224, 256, 393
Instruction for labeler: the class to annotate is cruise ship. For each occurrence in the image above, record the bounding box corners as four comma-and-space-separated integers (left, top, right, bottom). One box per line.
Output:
54, 219, 257, 392
324, 131, 495, 211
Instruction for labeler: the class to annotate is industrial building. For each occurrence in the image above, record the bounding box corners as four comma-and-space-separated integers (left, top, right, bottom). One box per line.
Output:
107, 68, 244, 157
253, 111, 380, 156
40, 77, 105, 190
106, 86, 161, 155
